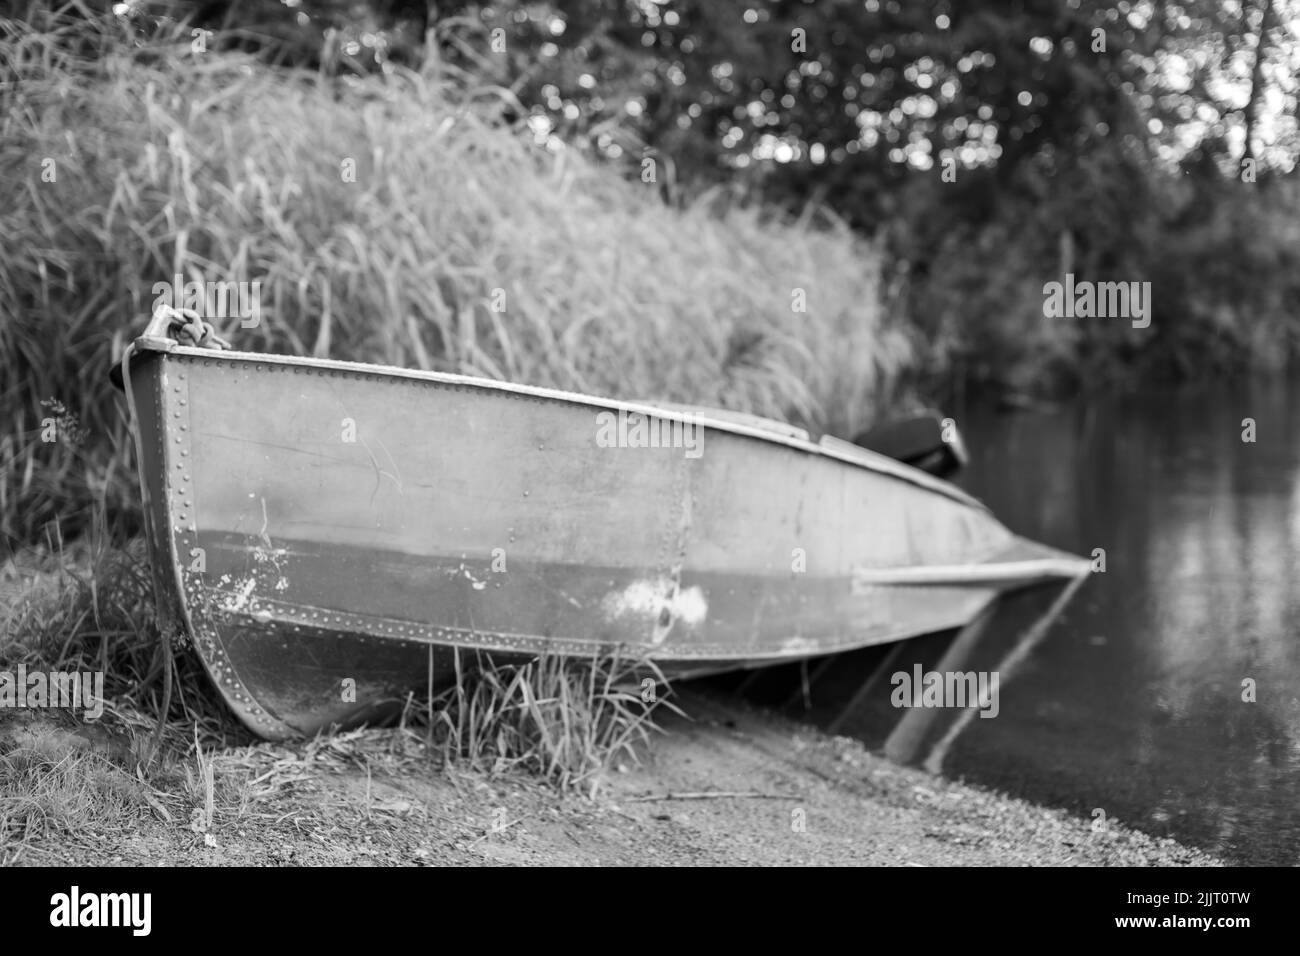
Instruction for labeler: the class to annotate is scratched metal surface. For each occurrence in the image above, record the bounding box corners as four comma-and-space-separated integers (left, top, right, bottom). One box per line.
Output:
127, 346, 1080, 738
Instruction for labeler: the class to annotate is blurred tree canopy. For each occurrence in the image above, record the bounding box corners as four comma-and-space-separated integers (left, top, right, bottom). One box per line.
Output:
108, 0, 1300, 392
135, 1, 1297, 185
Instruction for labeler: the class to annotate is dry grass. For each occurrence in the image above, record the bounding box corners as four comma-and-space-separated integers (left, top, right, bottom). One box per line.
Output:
0, 3, 909, 546
0, 745, 151, 864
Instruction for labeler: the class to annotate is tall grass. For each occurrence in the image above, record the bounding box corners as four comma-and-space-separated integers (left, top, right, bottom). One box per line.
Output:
415, 648, 680, 793
0, 4, 910, 546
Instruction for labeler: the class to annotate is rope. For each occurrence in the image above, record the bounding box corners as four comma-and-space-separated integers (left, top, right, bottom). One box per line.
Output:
156, 306, 232, 351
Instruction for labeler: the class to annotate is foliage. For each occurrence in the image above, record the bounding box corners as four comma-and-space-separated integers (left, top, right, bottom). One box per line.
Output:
0, 3, 907, 545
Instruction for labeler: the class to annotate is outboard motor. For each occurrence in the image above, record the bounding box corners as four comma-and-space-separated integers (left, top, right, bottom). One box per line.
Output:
853, 411, 968, 479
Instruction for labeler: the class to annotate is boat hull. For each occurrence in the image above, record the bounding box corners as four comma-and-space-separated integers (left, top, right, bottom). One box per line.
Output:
123, 344, 1086, 738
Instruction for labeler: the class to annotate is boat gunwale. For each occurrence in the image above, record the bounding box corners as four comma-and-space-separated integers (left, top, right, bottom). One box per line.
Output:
150, 343, 991, 513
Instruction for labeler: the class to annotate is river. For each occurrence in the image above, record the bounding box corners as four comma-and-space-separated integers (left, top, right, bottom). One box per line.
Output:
942, 378, 1300, 865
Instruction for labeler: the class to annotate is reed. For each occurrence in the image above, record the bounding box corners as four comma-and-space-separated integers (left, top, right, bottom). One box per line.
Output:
0, 3, 909, 548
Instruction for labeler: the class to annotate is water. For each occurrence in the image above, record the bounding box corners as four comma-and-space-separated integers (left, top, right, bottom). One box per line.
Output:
941, 379, 1300, 865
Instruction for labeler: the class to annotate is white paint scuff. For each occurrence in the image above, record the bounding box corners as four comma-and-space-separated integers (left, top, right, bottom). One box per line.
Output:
603, 579, 709, 637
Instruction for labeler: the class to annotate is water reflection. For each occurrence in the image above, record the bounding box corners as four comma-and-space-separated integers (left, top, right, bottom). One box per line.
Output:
944, 379, 1300, 865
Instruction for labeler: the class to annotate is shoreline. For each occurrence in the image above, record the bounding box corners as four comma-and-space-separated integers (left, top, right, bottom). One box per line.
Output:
2, 689, 1221, 867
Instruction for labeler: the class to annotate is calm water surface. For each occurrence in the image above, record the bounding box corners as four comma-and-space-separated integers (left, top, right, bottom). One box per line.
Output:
943, 379, 1300, 865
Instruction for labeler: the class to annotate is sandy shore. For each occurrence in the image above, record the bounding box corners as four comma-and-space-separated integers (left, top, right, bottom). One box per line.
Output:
3, 689, 1220, 867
